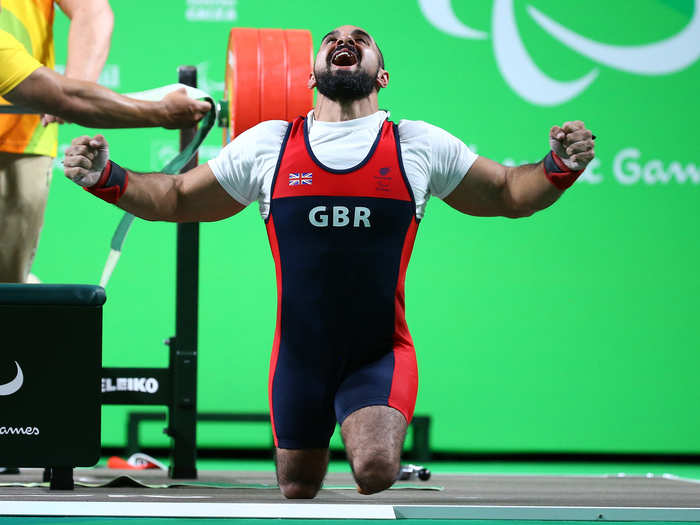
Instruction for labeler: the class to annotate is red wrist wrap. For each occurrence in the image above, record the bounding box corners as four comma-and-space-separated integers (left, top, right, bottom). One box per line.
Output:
544, 151, 584, 190
86, 160, 128, 204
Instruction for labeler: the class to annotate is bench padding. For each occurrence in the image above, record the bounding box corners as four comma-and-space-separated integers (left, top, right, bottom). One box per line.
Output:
0, 284, 106, 306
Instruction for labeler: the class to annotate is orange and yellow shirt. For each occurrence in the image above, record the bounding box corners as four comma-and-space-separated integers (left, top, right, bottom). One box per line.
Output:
0, 30, 42, 95
0, 0, 58, 157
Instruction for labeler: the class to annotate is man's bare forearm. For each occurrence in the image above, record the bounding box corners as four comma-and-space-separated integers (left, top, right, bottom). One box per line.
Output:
444, 121, 593, 218
65, 136, 242, 223
503, 161, 563, 217
5, 67, 167, 128
55, 74, 167, 128
116, 170, 183, 222
115, 165, 243, 223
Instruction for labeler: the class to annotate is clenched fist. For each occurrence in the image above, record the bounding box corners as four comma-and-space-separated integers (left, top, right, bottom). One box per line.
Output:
63, 135, 110, 187
549, 120, 595, 171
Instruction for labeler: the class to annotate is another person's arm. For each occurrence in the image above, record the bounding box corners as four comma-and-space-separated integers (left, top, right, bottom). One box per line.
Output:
61, 0, 114, 81
63, 135, 244, 222
444, 121, 595, 217
4, 67, 210, 129
42, 0, 114, 125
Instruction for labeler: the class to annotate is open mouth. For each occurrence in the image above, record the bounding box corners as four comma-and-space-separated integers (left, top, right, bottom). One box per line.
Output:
331, 47, 359, 67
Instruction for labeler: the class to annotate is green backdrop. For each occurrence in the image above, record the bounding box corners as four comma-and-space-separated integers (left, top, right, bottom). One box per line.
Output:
36, 0, 700, 454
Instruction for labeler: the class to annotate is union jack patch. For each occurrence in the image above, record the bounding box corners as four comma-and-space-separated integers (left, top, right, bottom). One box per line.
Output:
289, 172, 313, 186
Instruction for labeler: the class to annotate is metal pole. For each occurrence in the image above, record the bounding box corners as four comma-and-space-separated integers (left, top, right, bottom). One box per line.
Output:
168, 65, 199, 479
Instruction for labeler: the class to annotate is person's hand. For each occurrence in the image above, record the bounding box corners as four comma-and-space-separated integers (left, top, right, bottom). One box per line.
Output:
63, 135, 110, 187
41, 114, 68, 126
549, 120, 595, 171
160, 88, 212, 129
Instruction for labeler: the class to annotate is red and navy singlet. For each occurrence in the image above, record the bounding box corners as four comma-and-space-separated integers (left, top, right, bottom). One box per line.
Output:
266, 116, 419, 449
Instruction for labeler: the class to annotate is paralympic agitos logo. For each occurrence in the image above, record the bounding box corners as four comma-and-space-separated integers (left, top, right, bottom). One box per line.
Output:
419, 0, 700, 106
0, 362, 24, 397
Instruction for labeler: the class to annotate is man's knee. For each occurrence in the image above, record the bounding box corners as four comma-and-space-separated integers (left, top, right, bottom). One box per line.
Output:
352, 454, 399, 495
275, 447, 328, 499
279, 480, 322, 499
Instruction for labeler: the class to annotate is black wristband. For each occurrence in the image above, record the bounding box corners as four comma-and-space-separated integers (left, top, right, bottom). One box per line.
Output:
102, 161, 127, 189
543, 151, 583, 190
86, 160, 129, 204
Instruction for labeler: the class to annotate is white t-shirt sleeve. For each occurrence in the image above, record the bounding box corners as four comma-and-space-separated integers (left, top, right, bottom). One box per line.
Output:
397, 120, 478, 218
208, 120, 289, 206
423, 122, 478, 199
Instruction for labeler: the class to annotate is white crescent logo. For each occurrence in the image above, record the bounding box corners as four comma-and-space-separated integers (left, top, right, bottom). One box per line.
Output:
0, 362, 24, 396
492, 0, 598, 106
418, 0, 700, 105
527, 4, 700, 75
417, 0, 488, 39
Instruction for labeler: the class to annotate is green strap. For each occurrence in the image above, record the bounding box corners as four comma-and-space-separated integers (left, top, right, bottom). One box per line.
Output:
108, 98, 216, 253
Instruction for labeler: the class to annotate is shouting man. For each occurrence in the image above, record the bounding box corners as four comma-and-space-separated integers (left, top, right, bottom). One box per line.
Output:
63, 25, 595, 498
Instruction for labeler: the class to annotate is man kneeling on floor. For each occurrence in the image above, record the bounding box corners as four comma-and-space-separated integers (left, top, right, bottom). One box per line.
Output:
62, 25, 595, 498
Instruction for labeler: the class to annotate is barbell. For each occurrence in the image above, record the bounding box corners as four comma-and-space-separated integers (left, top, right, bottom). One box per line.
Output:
0, 27, 316, 144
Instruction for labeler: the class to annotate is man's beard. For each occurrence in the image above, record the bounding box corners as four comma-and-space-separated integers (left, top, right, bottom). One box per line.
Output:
314, 67, 377, 102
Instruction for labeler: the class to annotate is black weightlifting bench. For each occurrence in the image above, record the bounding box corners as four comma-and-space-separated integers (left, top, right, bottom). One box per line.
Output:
0, 284, 105, 489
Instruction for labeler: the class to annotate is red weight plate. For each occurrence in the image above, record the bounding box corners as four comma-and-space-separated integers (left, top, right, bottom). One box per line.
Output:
259, 29, 287, 123
284, 29, 314, 122
224, 28, 261, 141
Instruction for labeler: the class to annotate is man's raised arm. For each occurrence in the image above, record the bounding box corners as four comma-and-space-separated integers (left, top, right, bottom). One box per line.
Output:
444, 121, 595, 218
63, 135, 244, 223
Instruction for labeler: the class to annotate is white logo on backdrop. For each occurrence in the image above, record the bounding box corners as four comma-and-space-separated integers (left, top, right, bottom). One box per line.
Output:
613, 148, 699, 185
482, 146, 698, 186
418, 0, 700, 105
186, 0, 237, 22
0, 362, 24, 396
195, 61, 225, 95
